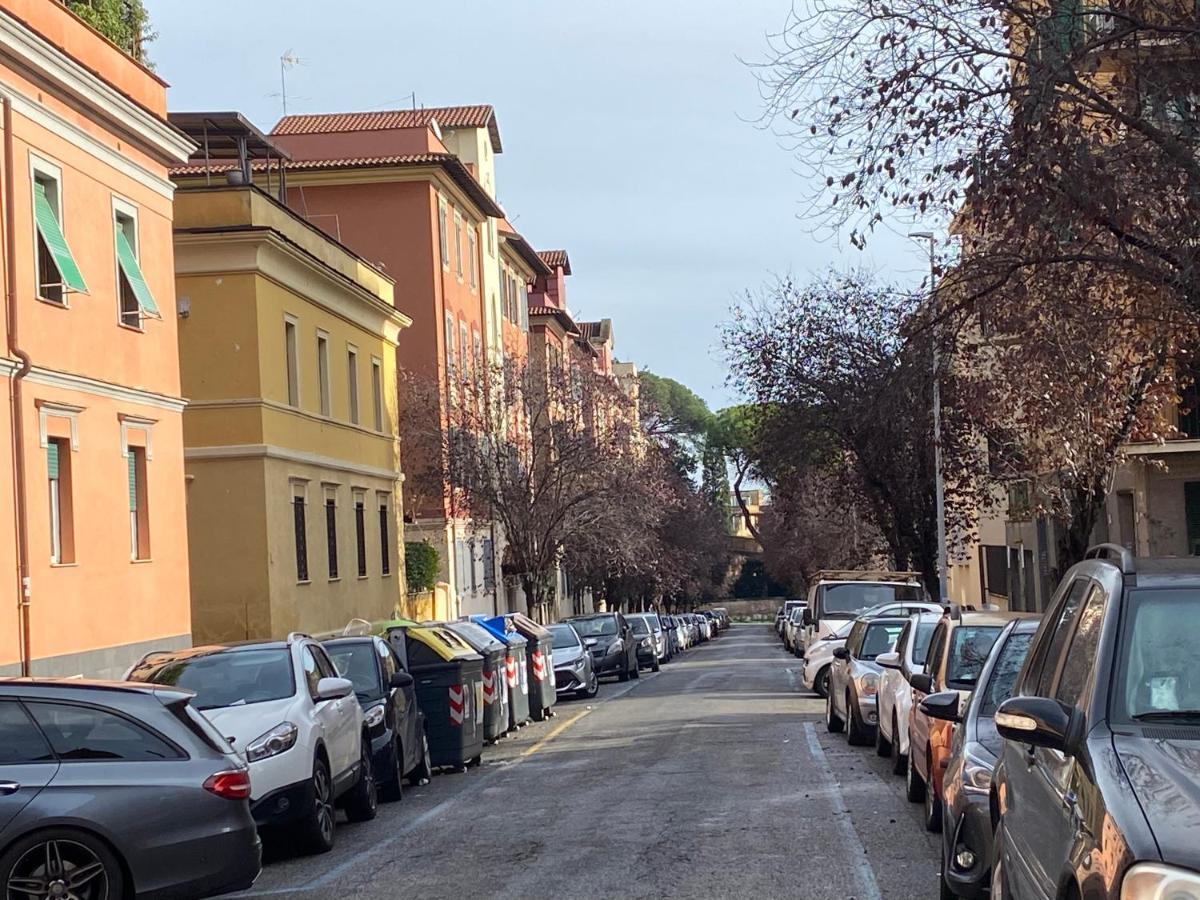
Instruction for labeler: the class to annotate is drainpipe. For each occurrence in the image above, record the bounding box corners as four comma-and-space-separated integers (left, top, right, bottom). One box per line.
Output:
3, 96, 33, 676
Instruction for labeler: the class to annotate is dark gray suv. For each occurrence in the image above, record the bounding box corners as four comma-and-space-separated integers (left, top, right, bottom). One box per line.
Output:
0, 679, 261, 900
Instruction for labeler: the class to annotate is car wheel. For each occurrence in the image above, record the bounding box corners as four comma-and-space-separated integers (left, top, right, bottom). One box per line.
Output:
846, 691, 872, 746
891, 714, 906, 776
923, 750, 943, 833
298, 756, 337, 854
585, 672, 599, 698
940, 863, 958, 900
825, 688, 844, 733
380, 737, 404, 802
407, 732, 432, 786
815, 666, 831, 699
875, 713, 892, 758
343, 738, 379, 823
990, 820, 1009, 900
618, 659, 630, 682
1, 828, 124, 900
906, 745, 926, 803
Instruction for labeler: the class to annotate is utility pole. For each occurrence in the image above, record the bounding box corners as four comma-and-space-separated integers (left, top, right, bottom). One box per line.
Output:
910, 232, 948, 604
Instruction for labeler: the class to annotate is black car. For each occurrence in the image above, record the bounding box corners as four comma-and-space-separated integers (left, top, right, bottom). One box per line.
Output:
924, 617, 1039, 899
0, 679, 261, 900
992, 545, 1200, 899
323, 636, 432, 801
566, 613, 638, 682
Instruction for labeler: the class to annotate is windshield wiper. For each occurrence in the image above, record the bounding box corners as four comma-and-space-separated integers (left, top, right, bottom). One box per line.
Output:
1133, 709, 1200, 722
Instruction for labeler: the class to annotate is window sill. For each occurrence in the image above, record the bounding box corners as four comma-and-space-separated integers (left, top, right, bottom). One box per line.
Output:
130, 557, 153, 564
118, 320, 145, 334
36, 295, 69, 309
328, 577, 341, 583
50, 561, 78, 568
357, 575, 369, 581
297, 579, 312, 586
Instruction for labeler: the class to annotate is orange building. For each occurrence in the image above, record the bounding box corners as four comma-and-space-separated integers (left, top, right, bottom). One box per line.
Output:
0, 0, 194, 677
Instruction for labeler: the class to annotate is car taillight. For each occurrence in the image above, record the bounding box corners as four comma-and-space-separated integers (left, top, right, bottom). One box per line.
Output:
203, 769, 252, 800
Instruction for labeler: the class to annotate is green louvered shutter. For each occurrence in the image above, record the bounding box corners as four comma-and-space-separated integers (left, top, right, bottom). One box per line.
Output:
128, 454, 138, 511
115, 227, 160, 318
34, 182, 88, 294
47, 442, 59, 480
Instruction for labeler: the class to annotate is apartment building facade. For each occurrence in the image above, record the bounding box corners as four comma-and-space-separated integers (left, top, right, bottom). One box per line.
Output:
0, 0, 194, 678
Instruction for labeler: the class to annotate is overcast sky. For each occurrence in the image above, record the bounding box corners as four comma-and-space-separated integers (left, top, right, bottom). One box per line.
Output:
145, 0, 926, 409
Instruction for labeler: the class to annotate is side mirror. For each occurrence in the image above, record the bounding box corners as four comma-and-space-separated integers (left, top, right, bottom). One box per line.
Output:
995, 696, 1081, 754
316, 676, 354, 701
876, 651, 901, 670
919, 691, 961, 723
909, 672, 933, 694
390, 671, 415, 690
802, 609, 813, 627
832, 647, 849, 660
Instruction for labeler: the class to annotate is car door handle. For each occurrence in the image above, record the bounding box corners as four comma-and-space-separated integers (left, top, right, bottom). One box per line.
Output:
0, 781, 20, 795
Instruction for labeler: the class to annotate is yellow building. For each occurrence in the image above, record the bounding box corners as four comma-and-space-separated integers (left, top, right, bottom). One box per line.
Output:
172, 171, 411, 642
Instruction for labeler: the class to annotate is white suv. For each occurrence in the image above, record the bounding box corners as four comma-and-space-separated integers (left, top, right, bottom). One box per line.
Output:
127, 633, 376, 853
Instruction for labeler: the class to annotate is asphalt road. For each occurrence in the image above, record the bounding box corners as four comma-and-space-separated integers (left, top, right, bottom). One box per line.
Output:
228, 624, 941, 900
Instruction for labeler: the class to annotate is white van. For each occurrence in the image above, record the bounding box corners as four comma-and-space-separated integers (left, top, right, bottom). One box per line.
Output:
800, 571, 927, 656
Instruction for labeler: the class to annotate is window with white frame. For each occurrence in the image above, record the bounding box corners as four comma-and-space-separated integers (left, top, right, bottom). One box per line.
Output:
453, 211, 464, 279
47, 437, 73, 564
32, 159, 87, 305
468, 227, 478, 290
317, 330, 331, 416
370, 357, 384, 432
438, 197, 449, 268
347, 344, 359, 425
113, 199, 159, 328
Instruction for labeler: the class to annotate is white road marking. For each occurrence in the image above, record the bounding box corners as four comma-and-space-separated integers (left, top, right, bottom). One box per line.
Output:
803, 722, 884, 900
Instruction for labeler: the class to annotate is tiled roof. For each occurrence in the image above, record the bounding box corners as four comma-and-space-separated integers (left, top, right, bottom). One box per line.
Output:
537, 249, 571, 275
271, 105, 502, 152
500, 229, 552, 276
528, 305, 579, 335
170, 153, 503, 218
578, 319, 612, 343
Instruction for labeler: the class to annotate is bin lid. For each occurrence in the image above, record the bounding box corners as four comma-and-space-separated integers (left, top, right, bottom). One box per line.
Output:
471, 615, 526, 648
406, 625, 482, 662
507, 612, 552, 641
443, 621, 506, 654
375, 617, 419, 634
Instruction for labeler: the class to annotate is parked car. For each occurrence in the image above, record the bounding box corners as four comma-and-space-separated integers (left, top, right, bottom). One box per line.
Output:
784, 606, 806, 655
923, 616, 1038, 899
127, 634, 377, 854
775, 606, 786, 636
906, 608, 1028, 833
826, 616, 908, 744
0, 679, 261, 899
322, 635, 432, 801
712, 607, 731, 629
627, 614, 662, 672
800, 570, 926, 656
991, 546, 1200, 900
660, 615, 679, 659
567, 613, 638, 682
875, 611, 941, 775
801, 619, 856, 697
547, 622, 599, 699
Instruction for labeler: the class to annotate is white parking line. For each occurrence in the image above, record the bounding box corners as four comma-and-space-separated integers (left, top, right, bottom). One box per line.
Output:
803, 722, 883, 900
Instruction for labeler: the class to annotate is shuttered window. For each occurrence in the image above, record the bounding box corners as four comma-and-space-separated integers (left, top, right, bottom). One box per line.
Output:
34, 180, 88, 301
115, 223, 159, 325
354, 496, 367, 577
325, 498, 338, 580
379, 500, 390, 576
127, 447, 149, 560
293, 494, 308, 582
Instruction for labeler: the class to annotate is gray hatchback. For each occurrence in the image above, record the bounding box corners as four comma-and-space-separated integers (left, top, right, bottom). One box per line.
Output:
0, 679, 261, 900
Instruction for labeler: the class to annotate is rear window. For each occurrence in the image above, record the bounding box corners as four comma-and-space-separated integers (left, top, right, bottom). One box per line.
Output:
571, 617, 618, 637
859, 623, 904, 660
630, 618, 650, 636
946, 626, 1003, 690
27, 702, 181, 761
822, 583, 923, 616
547, 625, 581, 650
128, 648, 295, 711
911, 622, 937, 666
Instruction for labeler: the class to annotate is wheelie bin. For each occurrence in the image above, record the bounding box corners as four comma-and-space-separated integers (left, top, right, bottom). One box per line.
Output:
444, 620, 510, 743
377, 620, 485, 771
472, 615, 530, 729
508, 613, 557, 721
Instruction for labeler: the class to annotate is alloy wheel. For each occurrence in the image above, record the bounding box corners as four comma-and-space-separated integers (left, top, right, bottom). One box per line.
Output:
7, 839, 110, 900
314, 763, 335, 845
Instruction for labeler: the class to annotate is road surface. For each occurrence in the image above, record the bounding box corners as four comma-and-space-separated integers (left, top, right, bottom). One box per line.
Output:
229, 624, 941, 899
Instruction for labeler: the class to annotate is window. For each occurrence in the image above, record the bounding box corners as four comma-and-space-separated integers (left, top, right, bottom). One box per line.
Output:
378, 495, 390, 576
354, 492, 367, 577
469, 539, 479, 591
438, 198, 449, 268
28, 702, 180, 761
284, 317, 300, 407
468, 227, 478, 290
845, 620, 866, 657
1054, 586, 1107, 708
377, 640, 398, 680
945, 626, 1002, 690
32, 166, 87, 304
500, 269, 510, 321
460, 322, 471, 387
444, 312, 456, 377
519, 282, 529, 331
925, 625, 947, 683
325, 491, 338, 580
47, 437, 73, 564
1032, 579, 1091, 696
453, 212, 464, 279
347, 345, 359, 425
301, 647, 322, 699
0, 700, 54, 763
127, 446, 149, 560
317, 331, 331, 416
293, 483, 308, 582
371, 358, 384, 432
114, 205, 159, 327
482, 538, 495, 591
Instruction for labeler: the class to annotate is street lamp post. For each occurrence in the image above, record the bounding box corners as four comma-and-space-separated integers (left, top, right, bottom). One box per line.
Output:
910, 232, 948, 604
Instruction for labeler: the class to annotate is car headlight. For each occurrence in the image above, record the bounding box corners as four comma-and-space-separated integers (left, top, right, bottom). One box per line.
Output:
859, 673, 880, 696
572, 656, 586, 671
1122, 863, 1200, 900
606, 639, 624, 654
364, 705, 386, 729
960, 741, 995, 795
639, 638, 652, 649
246, 722, 298, 762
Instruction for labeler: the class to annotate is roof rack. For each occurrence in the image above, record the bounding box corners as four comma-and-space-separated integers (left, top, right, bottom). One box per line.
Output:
1084, 543, 1136, 575
286, 631, 314, 643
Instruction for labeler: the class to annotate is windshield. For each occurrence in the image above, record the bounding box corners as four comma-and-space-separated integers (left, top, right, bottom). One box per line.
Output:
129, 648, 295, 711
547, 624, 581, 650
630, 618, 651, 636
946, 626, 1003, 690
789, 609, 804, 623
325, 643, 383, 703
571, 617, 618, 637
860, 623, 904, 660
979, 631, 1035, 718
911, 622, 937, 666
1117, 589, 1200, 722
821, 583, 923, 617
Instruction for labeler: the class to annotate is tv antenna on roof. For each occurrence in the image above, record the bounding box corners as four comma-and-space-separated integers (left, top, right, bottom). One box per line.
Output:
278, 50, 305, 116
